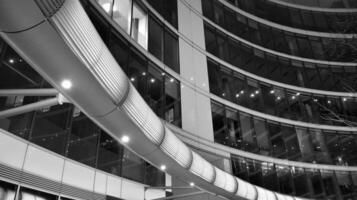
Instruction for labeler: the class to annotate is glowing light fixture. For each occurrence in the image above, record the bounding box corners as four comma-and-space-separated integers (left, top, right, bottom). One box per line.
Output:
121, 135, 130, 143
160, 165, 166, 171
61, 80, 72, 89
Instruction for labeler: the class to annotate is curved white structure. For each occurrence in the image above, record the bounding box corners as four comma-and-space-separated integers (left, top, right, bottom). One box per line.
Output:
0, 0, 312, 199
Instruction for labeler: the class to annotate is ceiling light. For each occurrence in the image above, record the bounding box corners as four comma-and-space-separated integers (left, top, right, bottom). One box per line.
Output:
313, 99, 318, 102
150, 78, 155, 83
235, 94, 239, 98
160, 165, 166, 171
240, 90, 244, 94
296, 92, 300, 96
270, 90, 275, 94
170, 78, 174, 82
161, 72, 165, 76
130, 77, 135, 82
190, 182, 195, 187
343, 98, 347, 102
9, 59, 14, 64
250, 93, 255, 98
291, 96, 295, 100
255, 90, 259, 94
277, 96, 281, 100
121, 135, 130, 143
61, 80, 72, 89
327, 100, 331, 104
142, 72, 146, 76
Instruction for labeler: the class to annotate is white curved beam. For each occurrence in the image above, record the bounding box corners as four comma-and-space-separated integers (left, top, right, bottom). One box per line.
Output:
0, 0, 309, 199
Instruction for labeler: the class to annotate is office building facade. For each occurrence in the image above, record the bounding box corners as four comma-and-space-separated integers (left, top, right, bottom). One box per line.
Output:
0, 0, 357, 199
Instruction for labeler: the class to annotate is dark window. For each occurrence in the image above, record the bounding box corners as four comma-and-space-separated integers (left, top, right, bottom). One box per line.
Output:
164, 29, 179, 72
148, 16, 164, 61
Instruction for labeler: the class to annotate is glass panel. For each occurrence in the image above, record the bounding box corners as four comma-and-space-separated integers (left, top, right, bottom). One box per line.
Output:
19, 187, 57, 200
131, 3, 148, 49
165, 74, 181, 126
122, 148, 145, 182
97, 132, 123, 176
164, 29, 179, 72
0, 180, 16, 200
30, 105, 71, 155
97, 0, 113, 14
67, 113, 100, 167
112, 0, 132, 33
148, 16, 163, 61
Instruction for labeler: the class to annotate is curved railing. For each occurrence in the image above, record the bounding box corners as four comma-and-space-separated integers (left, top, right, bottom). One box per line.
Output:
0, 0, 311, 199
266, 0, 357, 12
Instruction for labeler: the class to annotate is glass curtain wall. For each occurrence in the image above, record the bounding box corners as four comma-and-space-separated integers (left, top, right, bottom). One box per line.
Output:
211, 100, 357, 166
207, 58, 357, 126
231, 155, 357, 199
96, 0, 180, 73
202, 0, 357, 62
204, 23, 357, 92
225, 0, 357, 33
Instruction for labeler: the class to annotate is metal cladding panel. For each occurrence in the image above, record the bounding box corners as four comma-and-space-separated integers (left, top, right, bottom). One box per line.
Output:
245, 181, 257, 200
276, 193, 294, 200
255, 186, 277, 200
121, 86, 165, 145
213, 167, 237, 194
189, 151, 215, 183
160, 127, 193, 168
35, 0, 64, 17
52, 0, 128, 104
236, 178, 248, 197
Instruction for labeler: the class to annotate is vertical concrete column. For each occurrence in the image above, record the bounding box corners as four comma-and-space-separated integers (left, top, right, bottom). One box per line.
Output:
177, 0, 214, 141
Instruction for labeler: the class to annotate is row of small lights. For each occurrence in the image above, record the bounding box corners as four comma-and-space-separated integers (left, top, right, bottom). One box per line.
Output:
224, 88, 350, 103
130, 72, 175, 83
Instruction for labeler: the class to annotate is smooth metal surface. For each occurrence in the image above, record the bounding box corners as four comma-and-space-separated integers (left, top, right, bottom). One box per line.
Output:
0, 88, 58, 96
0, 97, 59, 119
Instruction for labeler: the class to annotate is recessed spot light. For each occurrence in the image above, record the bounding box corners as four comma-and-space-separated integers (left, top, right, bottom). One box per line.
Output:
61, 80, 72, 89
255, 90, 259, 94
277, 96, 281, 100
160, 165, 166, 171
121, 135, 130, 143
190, 182, 195, 187
170, 78, 174, 83
296, 92, 300, 96
250, 93, 255, 98
130, 77, 135, 82
240, 90, 244, 94
270, 90, 275, 94
222, 93, 226, 97
142, 72, 146, 76
235, 94, 239, 98
9, 59, 14, 64
313, 99, 318, 102
327, 100, 331, 104
343, 98, 347, 102
150, 78, 155, 83
161, 72, 165, 76
291, 96, 296, 100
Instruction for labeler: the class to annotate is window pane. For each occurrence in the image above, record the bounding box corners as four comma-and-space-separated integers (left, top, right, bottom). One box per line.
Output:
164, 29, 179, 72
30, 105, 71, 155
112, 0, 132, 34
131, 3, 148, 49
20, 187, 57, 200
148, 16, 163, 61
97, 132, 123, 176
0, 180, 16, 200
122, 148, 145, 182
67, 113, 100, 167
